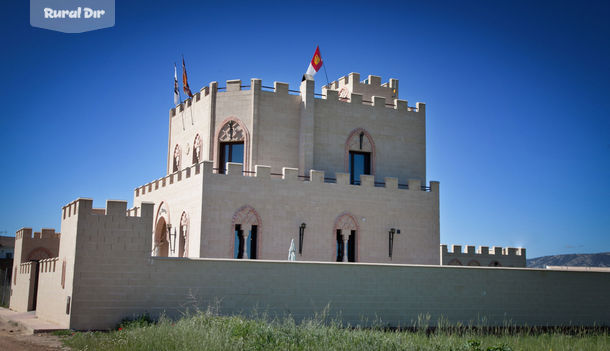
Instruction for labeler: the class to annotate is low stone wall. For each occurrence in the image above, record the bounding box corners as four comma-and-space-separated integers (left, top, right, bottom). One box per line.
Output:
36, 258, 70, 327
10, 262, 36, 312
34, 198, 610, 330
70, 257, 609, 330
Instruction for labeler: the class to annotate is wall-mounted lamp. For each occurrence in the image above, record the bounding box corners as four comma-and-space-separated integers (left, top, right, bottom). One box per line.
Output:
389, 228, 400, 258
168, 225, 177, 254
299, 223, 306, 255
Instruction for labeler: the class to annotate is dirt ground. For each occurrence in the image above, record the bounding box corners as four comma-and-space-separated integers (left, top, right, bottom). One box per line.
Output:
0, 318, 69, 351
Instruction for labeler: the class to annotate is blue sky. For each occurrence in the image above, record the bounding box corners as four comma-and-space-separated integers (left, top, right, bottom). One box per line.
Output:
0, 1, 608, 258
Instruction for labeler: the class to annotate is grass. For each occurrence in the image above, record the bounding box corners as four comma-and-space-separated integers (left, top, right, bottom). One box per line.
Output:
62, 309, 609, 351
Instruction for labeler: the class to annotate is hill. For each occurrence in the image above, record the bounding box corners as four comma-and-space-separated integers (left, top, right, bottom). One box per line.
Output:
527, 252, 610, 268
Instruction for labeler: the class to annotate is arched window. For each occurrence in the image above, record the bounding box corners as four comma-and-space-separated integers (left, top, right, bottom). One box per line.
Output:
448, 259, 462, 266
489, 260, 502, 267
26, 247, 53, 261
231, 205, 261, 259
345, 128, 376, 185
179, 212, 189, 258
215, 118, 249, 174
192, 134, 201, 165
173, 144, 181, 173
333, 213, 358, 262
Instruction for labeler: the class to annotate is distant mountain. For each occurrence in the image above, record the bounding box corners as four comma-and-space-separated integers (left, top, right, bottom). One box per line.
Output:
527, 252, 610, 268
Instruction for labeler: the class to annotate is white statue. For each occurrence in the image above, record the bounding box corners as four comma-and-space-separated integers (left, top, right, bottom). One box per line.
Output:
288, 238, 296, 261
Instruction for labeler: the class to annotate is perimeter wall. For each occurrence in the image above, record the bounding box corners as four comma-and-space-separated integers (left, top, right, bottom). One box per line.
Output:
32, 198, 610, 330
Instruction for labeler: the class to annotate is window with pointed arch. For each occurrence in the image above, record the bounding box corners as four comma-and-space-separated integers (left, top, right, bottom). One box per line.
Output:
217, 119, 246, 174
173, 144, 181, 173
345, 129, 375, 185
179, 211, 189, 258
334, 213, 358, 262
192, 134, 201, 165
232, 205, 260, 259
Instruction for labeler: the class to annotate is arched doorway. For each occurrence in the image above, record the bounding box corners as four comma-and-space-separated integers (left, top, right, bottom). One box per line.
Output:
154, 217, 169, 257
25, 247, 53, 311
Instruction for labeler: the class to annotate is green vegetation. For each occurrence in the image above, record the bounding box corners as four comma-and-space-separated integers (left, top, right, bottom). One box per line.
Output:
63, 309, 608, 351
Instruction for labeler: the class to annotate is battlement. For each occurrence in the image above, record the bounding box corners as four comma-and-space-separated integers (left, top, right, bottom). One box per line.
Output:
441, 244, 527, 267
62, 198, 154, 220
325, 72, 398, 91
135, 160, 439, 199
15, 228, 60, 240
135, 161, 204, 197
169, 75, 423, 118
18, 261, 34, 274
442, 244, 526, 257
39, 257, 59, 273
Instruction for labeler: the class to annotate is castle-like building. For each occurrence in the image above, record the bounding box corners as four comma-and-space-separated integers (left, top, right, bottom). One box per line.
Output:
135, 73, 440, 264
8, 73, 538, 330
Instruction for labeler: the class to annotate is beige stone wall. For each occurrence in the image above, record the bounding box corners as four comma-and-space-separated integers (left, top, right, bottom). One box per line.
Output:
135, 161, 440, 265
9, 262, 36, 312
255, 86, 302, 174
13, 228, 60, 264
10, 227, 61, 313
27, 197, 609, 330
134, 163, 204, 258
323, 72, 399, 102
441, 244, 526, 267
199, 162, 439, 264
167, 74, 426, 183
36, 258, 68, 326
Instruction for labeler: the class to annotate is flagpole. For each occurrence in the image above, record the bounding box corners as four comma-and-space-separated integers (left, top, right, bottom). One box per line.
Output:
319, 47, 331, 89
176, 62, 183, 104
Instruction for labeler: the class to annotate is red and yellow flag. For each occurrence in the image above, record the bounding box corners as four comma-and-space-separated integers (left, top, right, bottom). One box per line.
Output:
305, 46, 323, 77
182, 58, 193, 98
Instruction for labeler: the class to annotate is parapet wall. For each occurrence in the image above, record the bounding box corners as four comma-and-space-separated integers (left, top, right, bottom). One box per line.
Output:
170, 76, 422, 119
21, 198, 608, 330
322, 72, 402, 107
34, 198, 155, 328
65, 255, 610, 330
10, 261, 36, 312
441, 244, 526, 267
136, 160, 437, 199
134, 161, 203, 198
14, 228, 60, 263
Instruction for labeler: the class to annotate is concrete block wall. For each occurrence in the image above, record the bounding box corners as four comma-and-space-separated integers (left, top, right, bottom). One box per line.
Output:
167, 74, 426, 185
9, 261, 36, 312
313, 77, 426, 184
134, 162, 204, 258
22, 197, 608, 331
33, 198, 154, 328
65, 254, 610, 330
199, 161, 440, 265
322, 72, 399, 103
14, 228, 60, 264
441, 244, 526, 267
36, 257, 66, 324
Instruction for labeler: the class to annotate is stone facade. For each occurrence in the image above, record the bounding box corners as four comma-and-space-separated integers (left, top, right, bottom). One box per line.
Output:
136, 74, 437, 264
